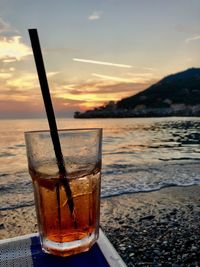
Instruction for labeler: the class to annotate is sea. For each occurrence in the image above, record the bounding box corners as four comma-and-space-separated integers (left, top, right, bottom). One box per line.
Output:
0, 117, 200, 212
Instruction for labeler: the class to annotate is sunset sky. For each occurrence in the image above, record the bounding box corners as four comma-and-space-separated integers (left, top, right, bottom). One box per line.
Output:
0, 0, 200, 118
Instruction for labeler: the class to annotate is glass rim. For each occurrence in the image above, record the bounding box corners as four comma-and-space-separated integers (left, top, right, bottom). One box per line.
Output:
24, 128, 102, 135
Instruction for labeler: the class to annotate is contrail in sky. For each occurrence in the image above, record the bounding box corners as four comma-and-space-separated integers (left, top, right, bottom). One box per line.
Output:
185, 34, 200, 43
92, 73, 133, 82
73, 58, 132, 68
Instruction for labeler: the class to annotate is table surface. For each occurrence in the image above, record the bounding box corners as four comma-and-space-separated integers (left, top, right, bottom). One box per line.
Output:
0, 229, 127, 267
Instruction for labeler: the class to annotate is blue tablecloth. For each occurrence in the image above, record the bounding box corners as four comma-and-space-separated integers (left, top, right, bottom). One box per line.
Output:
31, 235, 109, 267
0, 230, 127, 267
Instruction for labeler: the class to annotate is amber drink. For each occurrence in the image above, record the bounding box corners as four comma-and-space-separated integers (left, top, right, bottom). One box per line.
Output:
25, 129, 102, 256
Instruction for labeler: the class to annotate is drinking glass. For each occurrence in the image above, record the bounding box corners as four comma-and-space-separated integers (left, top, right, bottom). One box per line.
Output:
25, 128, 102, 256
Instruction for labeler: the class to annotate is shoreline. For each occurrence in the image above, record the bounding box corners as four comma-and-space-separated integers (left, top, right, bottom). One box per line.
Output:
101, 183, 200, 200
1, 184, 198, 212
1, 185, 200, 266
74, 108, 200, 119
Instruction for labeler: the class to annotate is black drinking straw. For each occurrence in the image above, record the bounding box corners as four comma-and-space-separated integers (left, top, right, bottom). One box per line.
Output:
28, 29, 75, 218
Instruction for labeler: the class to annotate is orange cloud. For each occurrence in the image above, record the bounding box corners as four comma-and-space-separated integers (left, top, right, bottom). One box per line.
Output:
0, 66, 157, 117
60, 79, 153, 95
0, 72, 12, 79
6, 72, 38, 89
52, 78, 155, 111
0, 36, 31, 62
91, 71, 158, 84
92, 73, 134, 83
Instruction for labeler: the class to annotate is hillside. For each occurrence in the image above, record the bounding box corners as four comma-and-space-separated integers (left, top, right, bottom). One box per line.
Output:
117, 68, 200, 109
74, 68, 200, 118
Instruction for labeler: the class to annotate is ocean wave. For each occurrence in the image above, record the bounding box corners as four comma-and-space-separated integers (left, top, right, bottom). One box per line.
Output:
15, 144, 26, 148
159, 157, 200, 161
1, 117, 200, 212
101, 181, 200, 199
0, 180, 32, 194
0, 173, 9, 177
0, 152, 16, 158
2, 182, 199, 211
0, 201, 34, 211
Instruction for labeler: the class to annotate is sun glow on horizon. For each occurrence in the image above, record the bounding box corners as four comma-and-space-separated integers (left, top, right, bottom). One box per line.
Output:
0, 0, 199, 118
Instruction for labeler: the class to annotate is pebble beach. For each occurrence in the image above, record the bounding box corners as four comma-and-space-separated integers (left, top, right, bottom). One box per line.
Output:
101, 185, 200, 267
1, 185, 200, 266
1, 118, 200, 266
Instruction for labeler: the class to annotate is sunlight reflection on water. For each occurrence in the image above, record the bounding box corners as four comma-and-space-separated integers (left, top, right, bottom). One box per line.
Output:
0, 117, 200, 210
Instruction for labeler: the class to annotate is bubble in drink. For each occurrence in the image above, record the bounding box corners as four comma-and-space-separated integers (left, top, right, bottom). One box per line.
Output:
31, 163, 101, 256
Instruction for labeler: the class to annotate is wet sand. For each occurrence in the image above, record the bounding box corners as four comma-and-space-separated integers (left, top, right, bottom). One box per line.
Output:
1, 185, 200, 266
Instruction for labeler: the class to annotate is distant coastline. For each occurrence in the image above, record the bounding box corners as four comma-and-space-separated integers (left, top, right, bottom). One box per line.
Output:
74, 68, 200, 119
74, 106, 200, 118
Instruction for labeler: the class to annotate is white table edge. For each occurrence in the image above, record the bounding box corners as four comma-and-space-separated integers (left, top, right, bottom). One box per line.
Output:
0, 229, 127, 267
